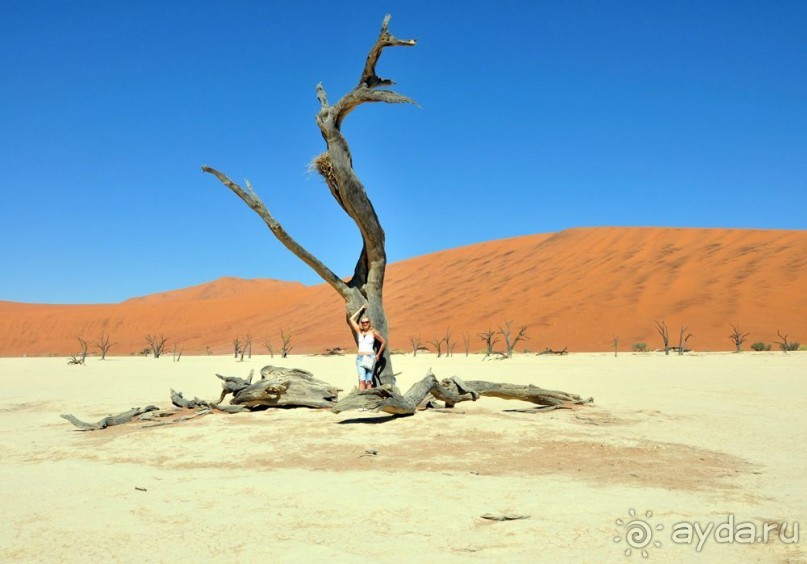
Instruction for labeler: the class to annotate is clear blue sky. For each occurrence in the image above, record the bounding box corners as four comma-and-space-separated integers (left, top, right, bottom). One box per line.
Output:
2, 1, 805, 304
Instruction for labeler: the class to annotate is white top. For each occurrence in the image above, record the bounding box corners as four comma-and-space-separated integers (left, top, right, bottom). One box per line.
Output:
357, 331, 375, 354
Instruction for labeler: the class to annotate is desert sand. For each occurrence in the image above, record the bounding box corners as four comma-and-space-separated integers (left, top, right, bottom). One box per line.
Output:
1, 352, 804, 562
1, 227, 805, 356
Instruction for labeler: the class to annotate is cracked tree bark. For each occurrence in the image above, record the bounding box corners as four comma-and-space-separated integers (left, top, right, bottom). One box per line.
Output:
202, 15, 416, 387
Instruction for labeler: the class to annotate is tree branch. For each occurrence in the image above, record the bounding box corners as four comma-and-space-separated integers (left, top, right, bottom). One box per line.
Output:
359, 13, 417, 89
201, 165, 350, 299
312, 14, 418, 290
333, 88, 418, 128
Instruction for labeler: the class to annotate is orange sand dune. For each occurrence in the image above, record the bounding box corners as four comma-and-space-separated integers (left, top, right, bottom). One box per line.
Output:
0, 227, 804, 356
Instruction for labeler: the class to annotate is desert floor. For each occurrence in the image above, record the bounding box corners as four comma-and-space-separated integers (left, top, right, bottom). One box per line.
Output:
0, 352, 804, 562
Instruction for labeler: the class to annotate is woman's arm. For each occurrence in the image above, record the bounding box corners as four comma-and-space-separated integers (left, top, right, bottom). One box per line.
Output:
348, 306, 365, 333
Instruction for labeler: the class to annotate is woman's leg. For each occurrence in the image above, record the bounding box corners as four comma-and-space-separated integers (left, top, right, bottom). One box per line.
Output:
356, 356, 365, 389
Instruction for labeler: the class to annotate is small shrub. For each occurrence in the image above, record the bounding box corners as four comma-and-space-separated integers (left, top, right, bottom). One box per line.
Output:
750, 342, 770, 352
783, 341, 800, 352
632, 342, 648, 353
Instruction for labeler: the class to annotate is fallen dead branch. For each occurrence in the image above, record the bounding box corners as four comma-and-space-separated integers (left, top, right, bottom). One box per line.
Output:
332, 371, 592, 415
60, 365, 592, 429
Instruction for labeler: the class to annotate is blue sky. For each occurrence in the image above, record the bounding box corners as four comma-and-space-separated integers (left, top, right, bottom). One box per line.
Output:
1, 1, 805, 304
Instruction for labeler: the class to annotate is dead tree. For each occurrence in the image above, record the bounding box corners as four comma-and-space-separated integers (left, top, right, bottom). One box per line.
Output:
463, 333, 471, 356
172, 343, 184, 363
443, 328, 454, 358
613, 335, 618, 357
774, 330, 798, 353
427, 336, 445, 357
280, 329, 293, 358
145, 334, 169, 358
245, 333, 253, 359
232, 337, 242, 359
202, 15, 416, 387
478, 328, 500, 360
729, 324, 750, 353
537, 347, 568, 356
94, 331, 116, 360
263, 338, 275, 358
68, 337, 90, 365
498, 321, 529, 358
655, 320, 670, 355
408, 336, 422, 356
677, 326, 693, 355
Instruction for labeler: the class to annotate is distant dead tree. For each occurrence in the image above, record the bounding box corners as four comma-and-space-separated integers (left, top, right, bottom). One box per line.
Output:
280, 329, 293, 358
774, 330, 799, 353
729, 324, 750, 353
408, 336, 423, 356
655, 320, 670, 355
443, 328, 454, 358
676, 326, 693, 355
478, 328, 500, 360
498, 321, 529, 359
202, 15, 417, 387
94, 330, 116, 360
263, 338, 275, 358
537, 347, 568, 356
172, 343, 183, 363
245, 333, 253, 359
232, 337, 243, 359
613, 335, 619, 357
145, 334, 169, 358
426, 336, 445, 358
68, 337, 89, 365
462, 333, 471, 356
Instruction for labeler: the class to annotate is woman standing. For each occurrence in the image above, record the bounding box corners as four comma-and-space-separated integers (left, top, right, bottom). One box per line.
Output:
349, 306, 386, 390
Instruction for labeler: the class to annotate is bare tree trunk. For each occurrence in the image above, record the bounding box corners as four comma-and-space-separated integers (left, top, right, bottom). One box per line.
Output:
202, 15, 416, 388
280, 329, 294, 358
478, 329, 500, 360
729, 324, 749, 353
427, 336, 445, 357
172, 343, 183, 363
498, 321, 529, 359
146, 334, 169, 358
408, 336, 422, 357
69, 337, 90, 365
78, 337, 89, 363
95, 331, 116, 360
678, 326, 692, 355
444, 328, 453, 358
655, 320, 670, 355
775, 330, 794, 353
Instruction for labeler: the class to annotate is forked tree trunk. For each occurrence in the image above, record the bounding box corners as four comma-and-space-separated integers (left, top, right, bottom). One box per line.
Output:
202, 15, 415, 387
